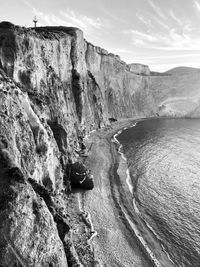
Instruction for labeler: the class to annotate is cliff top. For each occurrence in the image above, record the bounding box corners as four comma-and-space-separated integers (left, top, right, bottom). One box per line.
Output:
0, 21, 82, 40
0, 21, 150, 76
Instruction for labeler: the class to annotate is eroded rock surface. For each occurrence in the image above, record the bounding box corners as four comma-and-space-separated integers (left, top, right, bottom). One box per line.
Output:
0, 21, 156, 266
0, 169, 67, 267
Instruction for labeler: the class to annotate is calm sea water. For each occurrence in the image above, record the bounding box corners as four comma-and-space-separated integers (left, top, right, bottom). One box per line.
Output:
117, 118, 200, 267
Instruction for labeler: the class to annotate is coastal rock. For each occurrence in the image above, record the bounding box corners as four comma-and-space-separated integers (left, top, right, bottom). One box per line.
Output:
85, 42, 155, 118
68, 162, 94, 190
0, 169, 67, 266
0, 68, 63, 191
128, 63, 150, 76
0, 21, 156, 265
0, 21, 156, 186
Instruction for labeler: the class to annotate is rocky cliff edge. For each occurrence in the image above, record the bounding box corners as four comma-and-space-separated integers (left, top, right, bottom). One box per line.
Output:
0, 21, 156, 266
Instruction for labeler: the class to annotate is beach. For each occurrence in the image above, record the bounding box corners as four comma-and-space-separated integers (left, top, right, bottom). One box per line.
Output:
80, 119, 176, 267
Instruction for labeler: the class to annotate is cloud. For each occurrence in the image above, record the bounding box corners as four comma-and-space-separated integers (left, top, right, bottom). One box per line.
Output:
102, 9, 126, 24
194, 0, 200, 12
125, 26, 200, 51
136, 13, 153, 28
125, 29, 157, 42
151, 15, 170, 30
148, 0, 166, 19
136, 9, 169, 30
133, 39, 146, 46
31, 7, 110, 42
139, 4, 190, 32
59, 9, 103, 30
169, 11, 182, 26
33, 8, 103, 31
125, 4, 199, 52
114, 48, 132, 54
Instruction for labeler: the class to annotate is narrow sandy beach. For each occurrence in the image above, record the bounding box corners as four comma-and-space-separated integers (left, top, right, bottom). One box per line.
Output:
80, 119, 175, 267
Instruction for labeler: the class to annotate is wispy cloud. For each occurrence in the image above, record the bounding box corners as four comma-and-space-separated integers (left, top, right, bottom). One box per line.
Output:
102, 9, 126, 24
31, 7, 110, 42
194, 0, 200, 12
33, 8, 104, 31
169, 10, 182, 26
136, 12, 153, 28
132, 4, 199, 52
138, 3, 191, 32
151, 15, 170, 30
125, 27, 200, 51
133, 39, 146, 46
136, 9, 170, 30
148, 0, 166, 19
59, 9, 103, 30
126, 29, 156, 42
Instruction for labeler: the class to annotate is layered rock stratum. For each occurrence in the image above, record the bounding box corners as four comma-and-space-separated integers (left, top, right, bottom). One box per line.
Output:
0, 21, 156, 266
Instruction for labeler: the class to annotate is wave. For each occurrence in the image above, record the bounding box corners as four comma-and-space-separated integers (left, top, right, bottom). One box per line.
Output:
112, 121, 175, 267
112, 122, 137, 196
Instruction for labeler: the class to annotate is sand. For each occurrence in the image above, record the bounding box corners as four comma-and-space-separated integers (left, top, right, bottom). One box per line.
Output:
79, 119, 175, 267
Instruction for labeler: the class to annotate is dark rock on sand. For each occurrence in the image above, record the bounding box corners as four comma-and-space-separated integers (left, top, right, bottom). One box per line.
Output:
68, 162, 94, 190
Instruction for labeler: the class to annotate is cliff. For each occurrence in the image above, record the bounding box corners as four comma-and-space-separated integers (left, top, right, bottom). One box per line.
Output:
150, 67, 200, 117
0, 21, 156, 266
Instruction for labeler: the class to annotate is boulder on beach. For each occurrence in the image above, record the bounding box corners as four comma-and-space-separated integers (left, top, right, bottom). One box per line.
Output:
69, 162, 94, 190
109, 117, 117, 123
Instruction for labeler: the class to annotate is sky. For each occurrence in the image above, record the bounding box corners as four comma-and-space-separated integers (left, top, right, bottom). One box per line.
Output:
1, 0, 200, 71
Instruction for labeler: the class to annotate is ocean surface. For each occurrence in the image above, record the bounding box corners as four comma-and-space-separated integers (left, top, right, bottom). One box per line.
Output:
117, 118, 200, 267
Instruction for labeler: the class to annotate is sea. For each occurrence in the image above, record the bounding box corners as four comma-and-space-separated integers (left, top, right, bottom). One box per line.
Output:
116, 118, 200, 267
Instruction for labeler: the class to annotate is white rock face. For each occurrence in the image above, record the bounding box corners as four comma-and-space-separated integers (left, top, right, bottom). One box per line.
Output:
0, 22, 157, 266
128, 63, 150, 76
0, 181, 68, 266
85, 42, 155, 119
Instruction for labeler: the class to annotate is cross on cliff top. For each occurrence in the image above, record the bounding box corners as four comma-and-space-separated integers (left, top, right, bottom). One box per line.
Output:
33, 16, 38, 28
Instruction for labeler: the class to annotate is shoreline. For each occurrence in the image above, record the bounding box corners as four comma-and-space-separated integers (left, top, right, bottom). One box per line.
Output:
111, 124, 175, 266
82, 118, 175, 266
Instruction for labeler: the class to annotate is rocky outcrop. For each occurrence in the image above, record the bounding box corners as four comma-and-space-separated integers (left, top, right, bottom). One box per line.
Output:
0, 21, 156, 266
0, 21, 156, 186
69, 162, 94, 190
0, 167, 67, 267
128, 63, 150, 76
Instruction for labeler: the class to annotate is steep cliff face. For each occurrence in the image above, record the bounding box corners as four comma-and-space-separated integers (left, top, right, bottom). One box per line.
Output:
0, 21, 156, 266
86, 43, 155, 118
0, 70, 69, 266
0, 23, 155, 126
0, 21, 156, 187
0, 176, 68, 266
